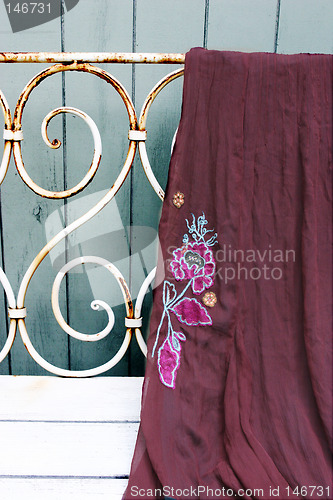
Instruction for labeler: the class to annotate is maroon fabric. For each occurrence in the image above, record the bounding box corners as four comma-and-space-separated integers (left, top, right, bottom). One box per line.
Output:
123, 48, 332, 500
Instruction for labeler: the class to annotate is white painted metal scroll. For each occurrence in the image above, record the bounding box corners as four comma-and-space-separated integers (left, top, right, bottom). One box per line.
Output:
0, 52, 184, 376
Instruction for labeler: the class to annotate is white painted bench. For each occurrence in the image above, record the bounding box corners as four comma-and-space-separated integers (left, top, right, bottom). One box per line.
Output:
0, 376, 143, 499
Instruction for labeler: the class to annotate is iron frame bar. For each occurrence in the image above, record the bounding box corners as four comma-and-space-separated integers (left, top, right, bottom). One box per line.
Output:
0, 52, 185, 64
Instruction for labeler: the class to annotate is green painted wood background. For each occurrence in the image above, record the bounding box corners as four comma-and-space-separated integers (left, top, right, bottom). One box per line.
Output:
0, 0, 332, 376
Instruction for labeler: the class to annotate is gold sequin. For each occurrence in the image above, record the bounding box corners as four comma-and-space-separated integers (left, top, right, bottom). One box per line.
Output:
173, 191, 185, 208
202, 291, 217, 308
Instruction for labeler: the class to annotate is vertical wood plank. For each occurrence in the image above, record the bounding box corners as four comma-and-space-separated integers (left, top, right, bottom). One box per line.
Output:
207, 0, 279, 52
277, 0, 333, 54
0, 4, 68, 374
62, 0, 134, 375
131, 0, 206, 374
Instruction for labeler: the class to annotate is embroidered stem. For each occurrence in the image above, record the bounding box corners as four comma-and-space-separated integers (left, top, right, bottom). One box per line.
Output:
168, 279, 193, 309
165, 309, 173, 339
152, 308, 166, 358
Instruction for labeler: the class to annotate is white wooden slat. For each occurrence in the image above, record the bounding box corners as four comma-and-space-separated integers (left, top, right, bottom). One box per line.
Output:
0, 421, 138, 477
0, 478, 127, 500
0, 376, 143, 421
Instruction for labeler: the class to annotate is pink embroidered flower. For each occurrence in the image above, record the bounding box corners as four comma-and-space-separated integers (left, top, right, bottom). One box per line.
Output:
170, 241, 215, 294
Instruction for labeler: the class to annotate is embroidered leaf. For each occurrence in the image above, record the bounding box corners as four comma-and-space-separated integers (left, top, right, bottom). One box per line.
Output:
171, 331, 186, 351
157, 337, 181, 389
172, 336, 180, 350
175, 331, 186, 341
171, 298, 212, 326
163, 280, 177, 306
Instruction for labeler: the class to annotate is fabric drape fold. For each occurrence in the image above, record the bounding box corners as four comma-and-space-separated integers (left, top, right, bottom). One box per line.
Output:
123, 48, 332, 500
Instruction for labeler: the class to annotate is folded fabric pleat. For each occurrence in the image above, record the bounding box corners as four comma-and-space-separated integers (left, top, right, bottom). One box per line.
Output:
123, 48, 332, 500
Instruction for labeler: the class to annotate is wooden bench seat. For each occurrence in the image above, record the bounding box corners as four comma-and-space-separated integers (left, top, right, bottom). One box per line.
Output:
0, 376, 143, 499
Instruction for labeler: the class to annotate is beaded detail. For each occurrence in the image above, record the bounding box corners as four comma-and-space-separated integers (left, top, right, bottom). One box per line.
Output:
202, 291, 217, 307
173, 191, 185, 208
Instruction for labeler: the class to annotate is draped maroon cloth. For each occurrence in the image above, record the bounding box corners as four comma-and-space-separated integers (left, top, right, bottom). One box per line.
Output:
123, 48, 332, 500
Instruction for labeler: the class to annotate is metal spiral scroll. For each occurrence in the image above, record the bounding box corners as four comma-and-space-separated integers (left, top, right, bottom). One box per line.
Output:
14, 62, 138, 376
0, 62, 184, 376
12, 62, 137, 198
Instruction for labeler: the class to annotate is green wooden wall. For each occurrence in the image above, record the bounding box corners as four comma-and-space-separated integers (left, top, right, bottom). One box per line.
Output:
0, 0, 332, 376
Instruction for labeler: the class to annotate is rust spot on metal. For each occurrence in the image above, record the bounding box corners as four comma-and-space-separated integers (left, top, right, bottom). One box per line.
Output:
0, 52, 185, 64
0, 89, 12, 129
119, 277, 133, 317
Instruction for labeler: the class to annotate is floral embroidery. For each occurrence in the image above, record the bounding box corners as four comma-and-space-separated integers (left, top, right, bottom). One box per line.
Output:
173, 191, 185, 208
152, 213, 218, 389
171, 242, 215, 294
